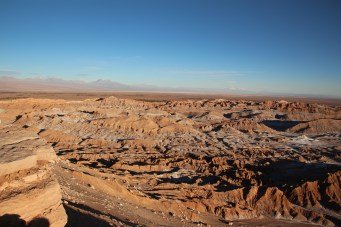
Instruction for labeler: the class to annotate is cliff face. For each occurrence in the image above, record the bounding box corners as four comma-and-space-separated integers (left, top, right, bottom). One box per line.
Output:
0, 126, 67, 227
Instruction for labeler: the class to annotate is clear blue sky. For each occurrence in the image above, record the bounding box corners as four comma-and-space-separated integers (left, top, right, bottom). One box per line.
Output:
0, 0, 340, 96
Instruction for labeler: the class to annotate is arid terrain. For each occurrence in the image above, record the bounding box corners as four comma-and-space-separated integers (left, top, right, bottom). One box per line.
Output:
0, 93, 340, 226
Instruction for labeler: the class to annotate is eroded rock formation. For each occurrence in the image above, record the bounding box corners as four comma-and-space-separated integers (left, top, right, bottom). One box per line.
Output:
0, 97, 340, 226
0, 126, 67, 227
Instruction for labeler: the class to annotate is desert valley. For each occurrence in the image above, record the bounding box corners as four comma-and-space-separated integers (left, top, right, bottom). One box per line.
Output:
0, 93, 340, 226
2, 0, 341, 226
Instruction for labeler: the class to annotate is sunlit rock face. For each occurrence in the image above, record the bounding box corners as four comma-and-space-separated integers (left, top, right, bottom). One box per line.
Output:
0, 126, 67, 227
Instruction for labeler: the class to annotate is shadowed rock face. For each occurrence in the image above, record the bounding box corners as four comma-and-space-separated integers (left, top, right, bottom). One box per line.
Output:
0, 96, 340, 226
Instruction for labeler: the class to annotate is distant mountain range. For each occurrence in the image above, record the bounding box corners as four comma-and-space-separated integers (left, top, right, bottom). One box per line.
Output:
0, 76, 245, 94
0, 76, 177, 92
0, 76, 340, 99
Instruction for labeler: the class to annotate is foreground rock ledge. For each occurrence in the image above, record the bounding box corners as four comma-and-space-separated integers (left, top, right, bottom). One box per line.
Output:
0, 125, 67, 227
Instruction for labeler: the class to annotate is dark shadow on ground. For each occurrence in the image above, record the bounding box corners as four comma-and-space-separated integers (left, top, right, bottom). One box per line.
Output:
256, 159, 341, 188
262, 120, 302, 131
64, 205, 111, 227
64, 201, 137, 227
224, 110, 262, 119
0, 214, 50, 227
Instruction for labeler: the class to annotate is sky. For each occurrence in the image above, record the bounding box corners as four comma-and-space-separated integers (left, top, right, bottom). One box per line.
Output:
0, 0, 340, 97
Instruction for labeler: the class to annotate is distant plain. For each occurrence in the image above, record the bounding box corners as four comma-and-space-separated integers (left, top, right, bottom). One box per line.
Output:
1, 92, 340, 106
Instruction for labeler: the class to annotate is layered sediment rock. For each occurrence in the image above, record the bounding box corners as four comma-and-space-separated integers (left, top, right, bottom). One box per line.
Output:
0, 126, 67, 227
